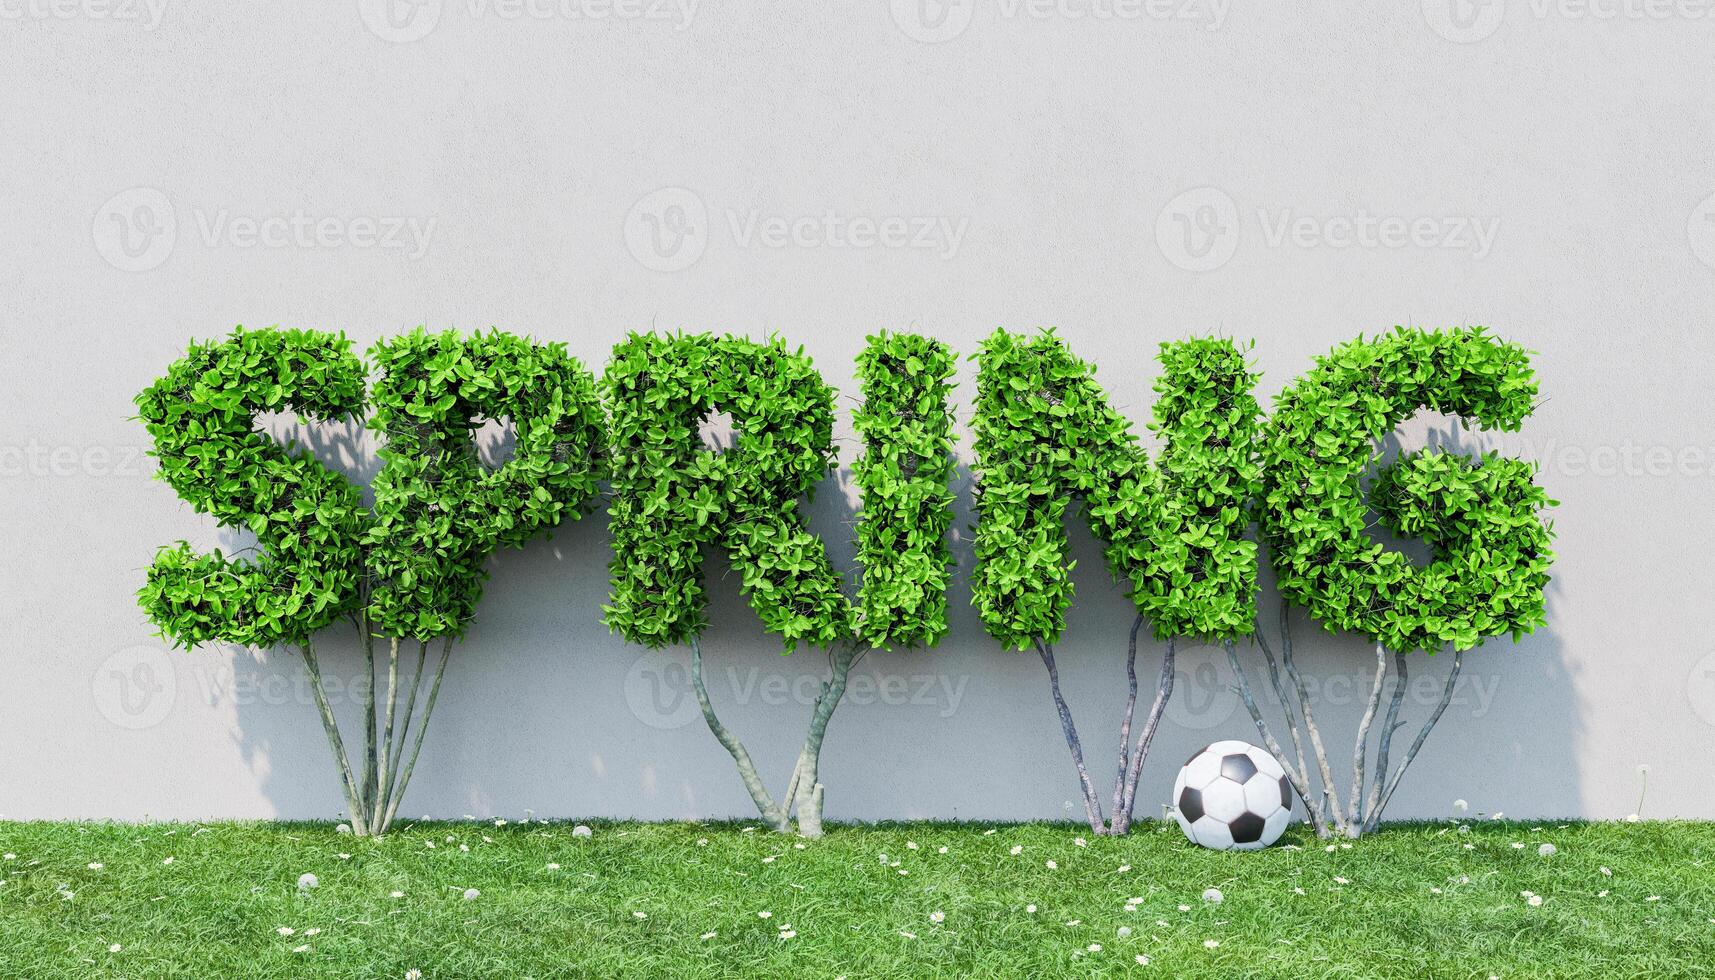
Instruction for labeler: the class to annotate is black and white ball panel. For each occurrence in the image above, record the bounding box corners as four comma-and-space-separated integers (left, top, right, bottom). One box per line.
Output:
1171, 739, 1294, 850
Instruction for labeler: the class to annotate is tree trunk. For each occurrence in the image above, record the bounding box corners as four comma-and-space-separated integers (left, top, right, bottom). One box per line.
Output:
1034, 640, 1106, 834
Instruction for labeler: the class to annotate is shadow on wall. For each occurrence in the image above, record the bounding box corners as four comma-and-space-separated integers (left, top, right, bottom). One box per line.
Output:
216, 411, 1580, 826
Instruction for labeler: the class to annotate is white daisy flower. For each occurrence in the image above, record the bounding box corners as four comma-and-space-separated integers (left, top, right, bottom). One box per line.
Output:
1136, 955, 1151, 965
1046, 860, 1058, 870
277, 927, 295, 936
87, 863, 103, 871
700, 931, 716, 940
633, 911, 647, 919
108, 944, 122, 953
1204, 939, 1220, 949
162, 857, 174, 865
757, 911, 772, 919
1010, 845, 1023, 856
930, 911, 945, 923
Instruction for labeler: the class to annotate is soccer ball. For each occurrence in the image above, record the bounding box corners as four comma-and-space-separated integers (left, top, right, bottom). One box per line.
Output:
1171, 739, 1294, 850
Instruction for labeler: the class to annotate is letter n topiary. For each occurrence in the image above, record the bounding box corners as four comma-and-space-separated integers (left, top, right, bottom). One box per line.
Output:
970, 329, 1262, 835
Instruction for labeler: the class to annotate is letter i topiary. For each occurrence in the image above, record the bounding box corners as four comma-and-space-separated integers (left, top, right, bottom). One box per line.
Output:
137, 326, 605, 835
969, 329, 1262, 835
1241, 326, 1555, 838
603, 331, 955, 836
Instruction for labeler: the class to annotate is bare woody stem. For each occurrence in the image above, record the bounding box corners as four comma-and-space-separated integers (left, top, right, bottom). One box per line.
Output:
1347, 642, 1388, 835
1276, 600, 1344, 836
1367, 649, 1464, 832
299, 639, 369, 835
359, 618, 378, 819
1034, 639, 1105, 834
1109, 615, 1145, 825
372, 637, 401, 835
377, 641, 428, 826
688, 637, 787, 830
381, 637, 453, 832
1115, 635, 1175, 835
1225, 639, 1322, 833
1364, 651, 1409, 829
791, 644, 858, 838
1252, 623, 1315, 826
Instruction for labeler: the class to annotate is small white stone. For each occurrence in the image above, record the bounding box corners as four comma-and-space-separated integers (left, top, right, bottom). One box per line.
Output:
297, 873, 319, 891
572, 825, 593, 838
335, 824, 352, 835
463, 888, 480, 901
1538, 843, 1557, 857
1202, 888, 1223, 904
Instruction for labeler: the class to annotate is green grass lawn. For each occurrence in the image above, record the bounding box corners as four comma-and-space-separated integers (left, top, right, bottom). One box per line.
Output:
2, 819, 1712, 978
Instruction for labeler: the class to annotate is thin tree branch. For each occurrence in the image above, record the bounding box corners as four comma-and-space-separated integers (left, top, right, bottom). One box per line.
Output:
1226, 640, 1320, 831
300, 639, 368, 834
1364, 650, 1409, 828
1034, 639, 1105, 834
1347, 642, 1389, 835
381, 637, 454, 832
688, 637, 785, 829
1369, 649, 1464, 832
372, 637, 401, 835
1116, 635, 1175, 834
1109, 614, 1145, 827
1277, 598, 1344, 836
